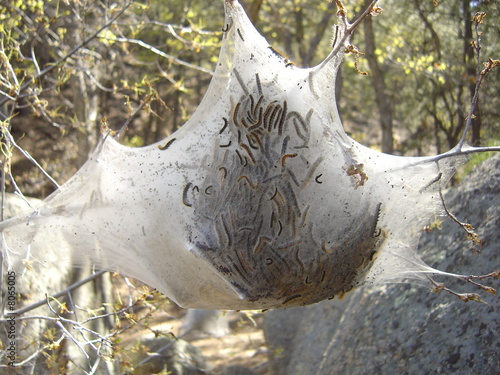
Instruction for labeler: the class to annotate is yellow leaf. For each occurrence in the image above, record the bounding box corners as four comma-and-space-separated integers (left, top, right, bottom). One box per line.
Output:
98, 29, 116, 46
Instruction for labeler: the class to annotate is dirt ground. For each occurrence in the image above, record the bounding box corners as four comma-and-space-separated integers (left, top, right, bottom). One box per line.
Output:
181, 312, 270, 374
113, 275, 271, 375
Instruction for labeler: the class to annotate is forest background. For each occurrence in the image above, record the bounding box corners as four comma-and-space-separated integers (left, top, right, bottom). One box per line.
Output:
1, 0, 498, 201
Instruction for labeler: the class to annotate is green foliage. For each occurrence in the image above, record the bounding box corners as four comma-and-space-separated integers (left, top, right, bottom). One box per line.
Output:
455, 140, 499, 181
343, 0, 500, 154
0, 0, 223, 196
123, 134, 145, 147
2, 0, 497, 199
243, 0, 498, 155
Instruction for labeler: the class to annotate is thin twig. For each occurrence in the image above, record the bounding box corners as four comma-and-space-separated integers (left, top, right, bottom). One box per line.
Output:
1, 145, 6, 223
30, 45, 41, 76
457, 37, 482, 149
438, 187, 482, 245
88, 354, 102, 375
56, 319, 91, 360
3, 270, 107, 316
1, 129, 60, 189
0, 335, 65, 368
320, 0, 379, 68
461, 275, 497, 295
457, 13, 499, 150
348, 0, 380, 34
6, 314, 113, 344
389, 145, 500, 171
149, 20, 217, 36
1, 85, 20, 221
429, 278, 487, 304
99, 35, 214, 75
0, 1, 133, 108
115, 100, 147, 138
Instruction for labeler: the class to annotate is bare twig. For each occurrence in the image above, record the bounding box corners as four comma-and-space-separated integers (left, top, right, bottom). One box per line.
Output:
3, 270, 107, 316
115, 99, 148, 138
5, 313, 114, 346
429, 272, 498, 304
323, 3, 499, 163
55, 319, 91, 360
393, 144, 500, 171
429, 278, 487, 304
0, 1, 134, 109
438, 188, 482, 245
1, 93, 22, 221
320, 0, 379, 68
1, 137, 8, 222
98, 35, 214, 75
0, 335, 65, 369
1, 129, 60, 189
457, 12, 498, 150
149, 20, 218, 36
461, 273, 498, 295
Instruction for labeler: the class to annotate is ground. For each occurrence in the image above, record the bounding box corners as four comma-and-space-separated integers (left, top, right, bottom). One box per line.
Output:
112, 275, 271, 375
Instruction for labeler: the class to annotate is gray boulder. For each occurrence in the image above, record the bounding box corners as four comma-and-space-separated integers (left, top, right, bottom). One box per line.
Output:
181, 309, 231, 338
263, 154, 499, 375
125, 336, 210, 375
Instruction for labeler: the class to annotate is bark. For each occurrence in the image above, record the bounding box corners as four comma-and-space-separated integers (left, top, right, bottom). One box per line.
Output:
243, 0, 263, 24
414, 0, 442, 60
67, 14, 100, 166
302, 2, 336, 67
462, 0, 482, 146
72, 71, 99, 164
363, 5, 394, 154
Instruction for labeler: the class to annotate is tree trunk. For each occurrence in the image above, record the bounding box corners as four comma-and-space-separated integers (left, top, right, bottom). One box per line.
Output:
363, 4, 394, 154
303, 2, 336, 66
67, 14, 100, 166
243, 0, 263, 24
463, 0, 482, 146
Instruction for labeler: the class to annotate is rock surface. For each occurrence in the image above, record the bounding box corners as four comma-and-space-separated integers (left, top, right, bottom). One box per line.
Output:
128, 336, 210, 375
181, 309, 231, 338
263, 154, 499, 375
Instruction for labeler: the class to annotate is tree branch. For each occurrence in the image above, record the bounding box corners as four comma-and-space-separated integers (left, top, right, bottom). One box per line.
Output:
99, 36, 213, 75
457, 12, 489, 150
3, 270, 107, 316
321, 0, 379, 68
0, 1, 133, 109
